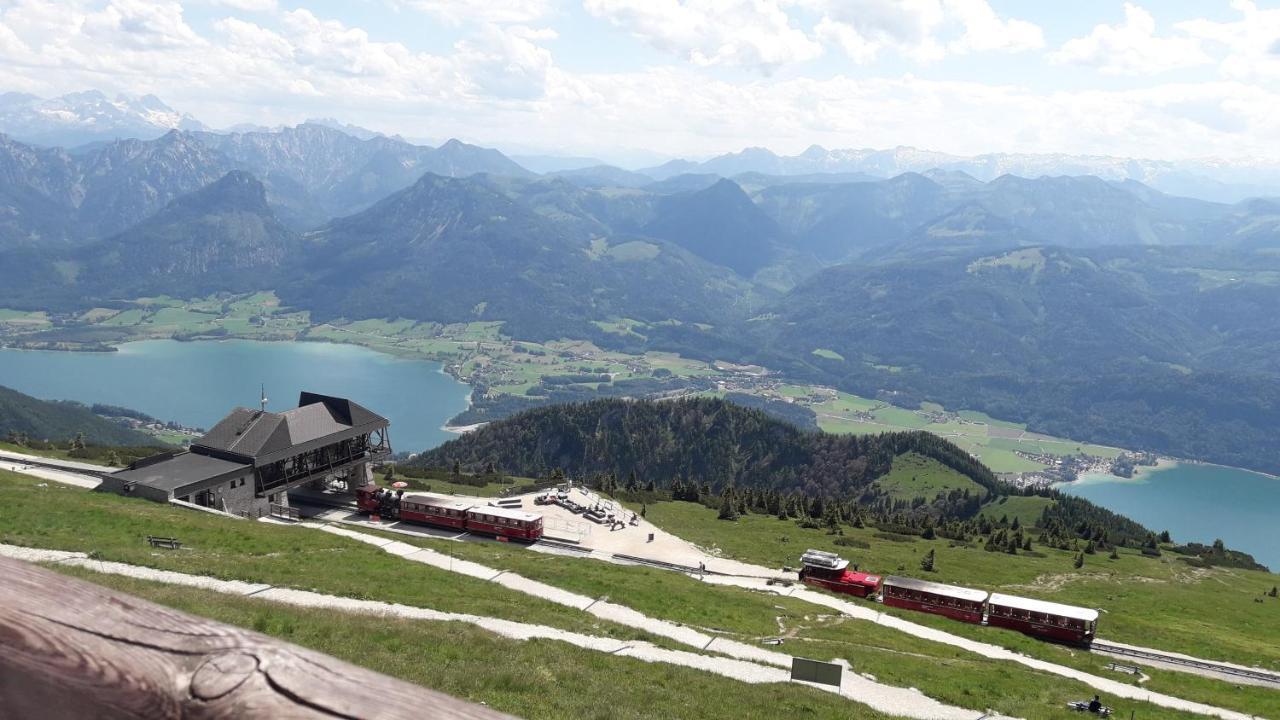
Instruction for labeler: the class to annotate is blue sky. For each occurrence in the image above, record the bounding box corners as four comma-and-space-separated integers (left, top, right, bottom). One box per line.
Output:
1, 1, 1277, 165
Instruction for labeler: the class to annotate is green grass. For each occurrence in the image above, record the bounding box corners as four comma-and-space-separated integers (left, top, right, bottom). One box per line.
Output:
0, 471, 651, 643
632, 498, 1280, 670
7, 465, 1272, 718
389, 472, 539, 498
360, 525, 823, 638
874, 452, 987, 501
53, 569, 887, 720
978, 496, 1055, 528
810, 348, 844, 361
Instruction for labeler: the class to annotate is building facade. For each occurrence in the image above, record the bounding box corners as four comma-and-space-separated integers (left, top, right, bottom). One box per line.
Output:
99, 392, 390, 517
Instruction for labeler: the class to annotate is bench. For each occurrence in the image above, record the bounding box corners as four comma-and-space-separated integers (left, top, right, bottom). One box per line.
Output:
1107, 662, 1142, 675
145, 535, 182, 550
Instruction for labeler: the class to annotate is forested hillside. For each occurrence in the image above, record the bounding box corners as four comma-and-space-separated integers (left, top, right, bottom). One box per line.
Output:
0, 385, 152, 446
416, 397, 1207, 550
419, 397, 1001, 498
747, 245, 1280, 473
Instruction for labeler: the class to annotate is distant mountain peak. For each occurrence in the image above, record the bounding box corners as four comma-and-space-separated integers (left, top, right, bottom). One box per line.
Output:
0, 90, 206, 147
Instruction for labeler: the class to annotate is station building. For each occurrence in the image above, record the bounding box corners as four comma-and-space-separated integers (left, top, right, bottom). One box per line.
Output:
99, 392, 390, 517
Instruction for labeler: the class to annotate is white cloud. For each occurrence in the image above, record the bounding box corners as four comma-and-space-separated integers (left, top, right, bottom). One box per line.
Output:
944, 0, 1042, 54
1178, 0, 1280, 82
206, 0, 278, 12
395, 0, 553, 26
583, 0, 823, 74
808, 0, 1042, 64
1052, 3, 1211, 75
454, 24, 557, 99
0, 0, 1276, 163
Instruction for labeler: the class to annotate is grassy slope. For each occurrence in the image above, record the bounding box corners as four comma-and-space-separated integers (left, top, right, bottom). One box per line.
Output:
874, 452, 988, 501
0, 471, 649, 643
53, 569, 880, 720
633, 500, 1280, 672
1, 468, 1266, 718
978, 496, 1056, 528
354, 528, 1271, 719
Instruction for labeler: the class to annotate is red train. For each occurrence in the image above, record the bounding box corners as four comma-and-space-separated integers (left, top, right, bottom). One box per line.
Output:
800, 549, 1099, 646
797, 550, 881, 597
356, 484, 544, 542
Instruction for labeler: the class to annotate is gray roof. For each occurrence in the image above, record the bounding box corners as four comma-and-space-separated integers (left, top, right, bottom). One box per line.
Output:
883, 575, 989, 602
193, 392, 388, 464
988, 593, 1099, 622
110, 452, 250, 493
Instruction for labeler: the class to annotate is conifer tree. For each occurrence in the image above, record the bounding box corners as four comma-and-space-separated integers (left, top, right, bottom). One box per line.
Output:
1074, 551, 1085, 569
920, 548, 935, 572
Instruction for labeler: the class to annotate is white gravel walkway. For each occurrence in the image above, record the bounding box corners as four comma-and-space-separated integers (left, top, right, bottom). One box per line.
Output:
0, 456, 101, 489
703, 575, 1255, 720
0, 542, 1013, 720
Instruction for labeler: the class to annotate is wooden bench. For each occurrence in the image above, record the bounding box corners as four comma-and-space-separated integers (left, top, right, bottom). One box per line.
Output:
0, 555, 511, 720
145, 535, 182, 550
1107, 662, 1142, 675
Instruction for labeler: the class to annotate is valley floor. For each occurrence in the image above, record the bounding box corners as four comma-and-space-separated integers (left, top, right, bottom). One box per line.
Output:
1, 291, 1138, 479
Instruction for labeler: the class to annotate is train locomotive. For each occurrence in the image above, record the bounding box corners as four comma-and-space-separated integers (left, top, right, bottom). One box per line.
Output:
800, 549, 1099, 646
356, 484, 544, 542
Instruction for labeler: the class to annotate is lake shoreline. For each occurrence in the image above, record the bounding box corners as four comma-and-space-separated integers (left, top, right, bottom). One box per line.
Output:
0, 338, 472, 453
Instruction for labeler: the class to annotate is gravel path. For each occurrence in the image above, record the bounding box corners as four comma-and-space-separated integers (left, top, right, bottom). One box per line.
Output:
703, 575, 1255, 720
0, 457, 100, 489
0, 542, 1013, 720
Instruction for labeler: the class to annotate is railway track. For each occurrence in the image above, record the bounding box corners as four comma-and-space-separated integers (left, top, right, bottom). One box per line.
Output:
1092, 641, 1280, 685
0, 452, 113, 479
535, 538, 593, 554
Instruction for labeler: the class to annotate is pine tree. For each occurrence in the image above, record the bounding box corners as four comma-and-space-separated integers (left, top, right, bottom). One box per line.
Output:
383, 465, 395, 482
1109, 546, 1120, 560
1270, 586, 1277, 598
1022, 536, 1032, 552
1073, 551, 1085, 569
920, 548, 935, 572
1085, 539, 1097, 555
718, 492, 739, 521
1159, 529, 1172, 543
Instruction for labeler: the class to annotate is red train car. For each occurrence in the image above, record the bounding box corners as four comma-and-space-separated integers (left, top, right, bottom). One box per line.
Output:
354, 484, 544, 542
398, 494, 473, 530
881, 575, 988, 623
799, 549, 882, 597
464, 505, 543, 542
986, 592, 1098, 646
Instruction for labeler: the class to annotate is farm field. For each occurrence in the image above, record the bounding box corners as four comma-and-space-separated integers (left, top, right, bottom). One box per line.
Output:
1, 292, 1136, 479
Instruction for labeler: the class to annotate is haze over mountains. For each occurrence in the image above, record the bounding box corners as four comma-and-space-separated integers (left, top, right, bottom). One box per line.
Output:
5, 91, 1280, 204
5, 90, 1280, 475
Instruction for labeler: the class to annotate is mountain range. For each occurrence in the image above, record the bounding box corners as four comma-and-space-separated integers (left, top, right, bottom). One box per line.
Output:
0, 91, 205, 147
5, 93, 1280, 474
641, 145, 1280, 204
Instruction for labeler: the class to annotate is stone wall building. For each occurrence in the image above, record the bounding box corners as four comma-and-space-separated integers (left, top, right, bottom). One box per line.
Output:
99, 392, 390, 517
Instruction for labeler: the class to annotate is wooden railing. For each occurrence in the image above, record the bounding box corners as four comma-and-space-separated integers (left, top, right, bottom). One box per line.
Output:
0, 555, 515, 719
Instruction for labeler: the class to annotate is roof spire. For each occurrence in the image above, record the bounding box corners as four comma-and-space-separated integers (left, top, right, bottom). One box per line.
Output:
260, 384, 269, 412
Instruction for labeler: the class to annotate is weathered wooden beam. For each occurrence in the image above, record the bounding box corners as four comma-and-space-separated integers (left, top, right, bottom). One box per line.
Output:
0, 555, 516, 720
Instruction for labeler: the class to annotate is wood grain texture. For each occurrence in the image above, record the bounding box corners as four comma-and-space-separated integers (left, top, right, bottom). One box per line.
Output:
0, 555, 517, 720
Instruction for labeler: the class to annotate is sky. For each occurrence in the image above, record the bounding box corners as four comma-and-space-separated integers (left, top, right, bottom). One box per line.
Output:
0, 0, 1278, 165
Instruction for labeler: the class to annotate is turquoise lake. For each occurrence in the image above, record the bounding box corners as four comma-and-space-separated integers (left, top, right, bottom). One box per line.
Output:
0, 340, 472, 452
1062, 464, 1279, 571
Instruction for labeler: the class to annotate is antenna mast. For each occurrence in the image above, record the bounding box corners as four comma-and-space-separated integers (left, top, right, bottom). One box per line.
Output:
260, 384, 269, 412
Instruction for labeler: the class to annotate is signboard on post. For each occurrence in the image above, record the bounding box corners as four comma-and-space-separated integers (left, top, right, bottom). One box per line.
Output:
790, 657, 843, 687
